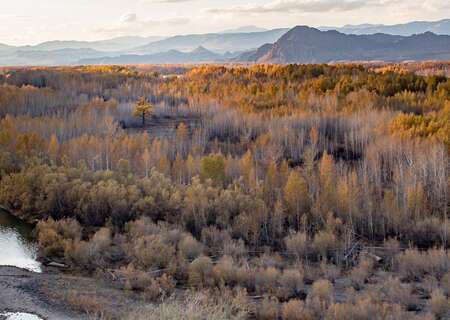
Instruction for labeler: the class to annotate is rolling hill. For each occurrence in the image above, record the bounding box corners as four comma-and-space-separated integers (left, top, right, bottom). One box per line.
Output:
0, 48, 106, 66
20, 36, 165, 52
79, 46, 224, 65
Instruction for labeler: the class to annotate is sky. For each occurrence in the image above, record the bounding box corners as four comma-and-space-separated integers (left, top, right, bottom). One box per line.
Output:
1, 0, 450, 45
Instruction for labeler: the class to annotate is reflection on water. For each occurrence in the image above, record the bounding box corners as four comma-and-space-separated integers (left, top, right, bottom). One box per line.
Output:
0, 209, 41, 273
0, 313, 43, 320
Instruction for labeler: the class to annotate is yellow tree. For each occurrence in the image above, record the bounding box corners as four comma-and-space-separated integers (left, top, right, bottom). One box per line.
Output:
142, 147, 150, 178
176, 122, 189, 156
186, 154, 196, 182
48, 133, 59, 165
172, 153, 185, 184
284, 170, 309, 229
133, 97, 154, 127
318, 152, 336, 215
263, 160, 278, 203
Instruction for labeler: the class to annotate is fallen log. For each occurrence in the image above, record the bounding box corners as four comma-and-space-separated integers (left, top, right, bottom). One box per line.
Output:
46, 261, 69, 269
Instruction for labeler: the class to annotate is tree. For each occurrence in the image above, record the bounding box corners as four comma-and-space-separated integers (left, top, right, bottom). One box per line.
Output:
142, 147, 150, 178
133, 97, 153, 127
200, 154, 225, 186
48, 133, 59, 165
284, 170, 309, 229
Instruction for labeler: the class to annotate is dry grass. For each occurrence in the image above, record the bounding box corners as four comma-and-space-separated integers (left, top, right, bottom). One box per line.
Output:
124, 291, 249, 320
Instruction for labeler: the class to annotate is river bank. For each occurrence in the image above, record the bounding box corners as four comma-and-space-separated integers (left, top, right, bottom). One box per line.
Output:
0, 208, 144, 320
0, 265, 149, 320
0, 266, 84, 320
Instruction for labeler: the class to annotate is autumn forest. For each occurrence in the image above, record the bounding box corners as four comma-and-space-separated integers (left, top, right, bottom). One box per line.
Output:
0, 63, 449, 319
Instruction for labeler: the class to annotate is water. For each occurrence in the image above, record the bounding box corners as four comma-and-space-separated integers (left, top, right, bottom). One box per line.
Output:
0, 209, 41, 272
0, 313, 43, 320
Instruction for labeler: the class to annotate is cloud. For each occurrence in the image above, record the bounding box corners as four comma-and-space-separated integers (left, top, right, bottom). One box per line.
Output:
120, 13, 138, 23
94, 14, 190, 36
207, 0, 393, 15
140, 0, 193, 3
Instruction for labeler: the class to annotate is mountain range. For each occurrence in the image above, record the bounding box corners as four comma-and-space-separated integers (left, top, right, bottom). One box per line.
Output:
80, 46, 225, 65
22, 36, 165, 52
0, 29, 288, 66
320, 19, 450, 36
2, 19, 450, 66
255, 26, 450, 64
131, 29, 289, 54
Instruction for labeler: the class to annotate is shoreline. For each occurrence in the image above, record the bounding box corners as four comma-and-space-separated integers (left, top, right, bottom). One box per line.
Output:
0, 266, 84, 320
0, 265, 148, 320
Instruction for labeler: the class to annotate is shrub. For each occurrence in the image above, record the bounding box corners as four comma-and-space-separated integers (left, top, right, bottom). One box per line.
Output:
201, 226, 232, 255
430, 289, 449, 319
325, 298, 412, 320
222, 238, 248, 260
257, 296, 279, 320
120, 265, 154, 292
310, 279, 334, 303
367, 277, 419, 311
36, 218, 81, 258
282, 299, 311, 320
235, 266, 256, 291
133, 235, 175, 269
382, 238, 400, 269
441, 272, 450, 296
255, 267, 280, 295
312, 231, 336, 260
179, 234, 203, 261
188, 256, 214, 288
306, 279, 334, 318
319, 261, 341, 282
278, 268, 304, 299
90, 227, 112, 253
397, 248, 449, 281
125, 216, 159, 239
285, 231, 309, 260
350, 257, 374, 289
213, 255, 236, 286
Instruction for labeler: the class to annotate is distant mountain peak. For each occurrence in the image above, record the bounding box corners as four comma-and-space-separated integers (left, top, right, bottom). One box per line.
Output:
256, 26, 450, 64
191, 46, 212, 53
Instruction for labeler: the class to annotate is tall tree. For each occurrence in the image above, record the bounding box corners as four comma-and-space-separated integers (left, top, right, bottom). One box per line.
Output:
133, 97, 154, 127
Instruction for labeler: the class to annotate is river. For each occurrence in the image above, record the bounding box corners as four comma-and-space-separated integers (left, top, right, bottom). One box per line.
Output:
0, 209, 41, 273
0, 209, 45, 320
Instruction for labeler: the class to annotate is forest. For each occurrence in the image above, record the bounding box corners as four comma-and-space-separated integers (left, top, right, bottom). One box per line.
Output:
0, 63, 449, 319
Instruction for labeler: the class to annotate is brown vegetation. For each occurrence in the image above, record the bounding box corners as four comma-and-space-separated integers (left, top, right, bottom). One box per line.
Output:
0, 64, 449, 319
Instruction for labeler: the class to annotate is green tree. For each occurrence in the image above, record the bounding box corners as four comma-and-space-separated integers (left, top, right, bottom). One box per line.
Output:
200, 154, 225, 186
133, 97, 153, 127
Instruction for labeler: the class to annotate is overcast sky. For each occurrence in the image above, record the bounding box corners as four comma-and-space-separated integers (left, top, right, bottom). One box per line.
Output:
1, 0, 450, 45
